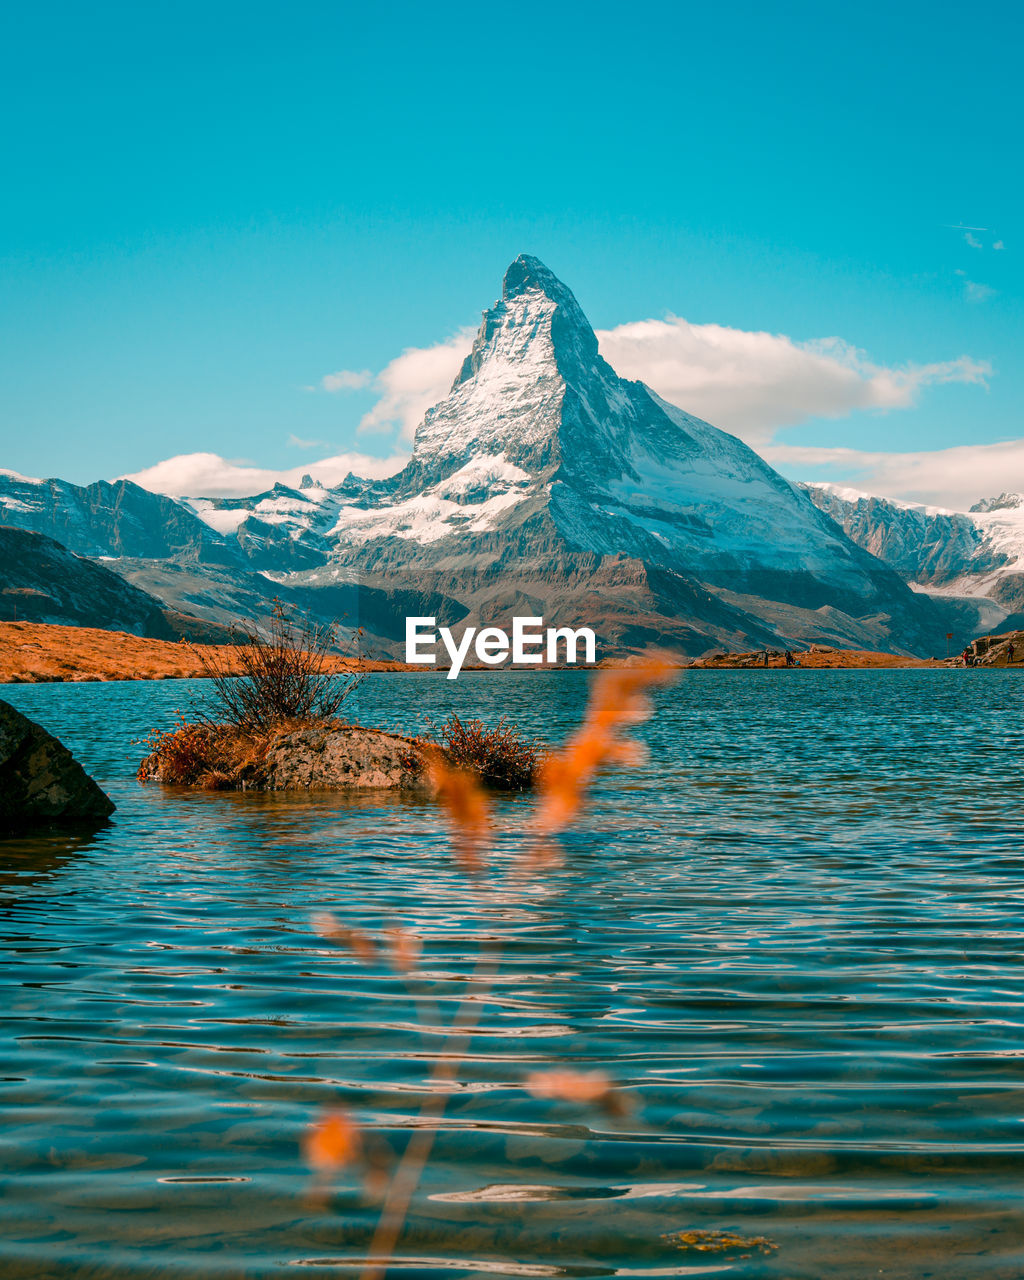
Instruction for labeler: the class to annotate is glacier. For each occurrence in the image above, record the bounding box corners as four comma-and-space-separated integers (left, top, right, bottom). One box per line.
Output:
802, 483, 1024, 628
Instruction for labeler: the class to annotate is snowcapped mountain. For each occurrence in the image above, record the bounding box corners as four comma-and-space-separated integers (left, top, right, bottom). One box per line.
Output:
0, 469, 239, 564
238, 254, 943, 656
314, 258, 893, 585
2, 257, 960, 657
971, 492, 1024, 515
802, 483, 1024, 623
0, 470, 461, 646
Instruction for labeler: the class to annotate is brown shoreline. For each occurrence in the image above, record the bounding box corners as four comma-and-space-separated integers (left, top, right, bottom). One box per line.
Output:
0, 620, 968, 685
681, 647, 941, 670
0, 621, 411, 684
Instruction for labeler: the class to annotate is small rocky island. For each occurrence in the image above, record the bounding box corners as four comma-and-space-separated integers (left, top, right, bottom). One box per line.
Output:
138, 720, 435, 791
136, 605, 542, 794
137, 715, 540, 793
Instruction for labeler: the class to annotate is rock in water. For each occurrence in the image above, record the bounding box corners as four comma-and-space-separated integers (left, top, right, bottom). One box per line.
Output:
136, 721, 435, 791
259, 727, 432, 793
261, 725, 432, 791
0, 699, 115, 831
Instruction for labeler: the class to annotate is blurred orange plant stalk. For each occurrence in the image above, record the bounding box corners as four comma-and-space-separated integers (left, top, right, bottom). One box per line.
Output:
303, 657, 675, 1279
426, 758, 492, 874
304, 1110, 361, 1173
534, 660, 675, 837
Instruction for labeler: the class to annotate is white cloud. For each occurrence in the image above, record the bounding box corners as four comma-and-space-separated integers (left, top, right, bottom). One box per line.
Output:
765, 438, 1024, 511
994, 240, 1005, 251
118, 450, 408, 499
320, 369, 372, 392
311, 331, 476, 441
964, 231, 983, 249
307, 315, 987, 456
966, 280, 996, 303
325, 317, 988, 452
593, 317, 990, 445
955, 269, 996, 303
287, 433, 327, 450
357, 328, 477, 440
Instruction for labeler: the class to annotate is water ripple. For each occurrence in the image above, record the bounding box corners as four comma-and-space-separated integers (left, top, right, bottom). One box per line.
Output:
1, 671, 1023, 1278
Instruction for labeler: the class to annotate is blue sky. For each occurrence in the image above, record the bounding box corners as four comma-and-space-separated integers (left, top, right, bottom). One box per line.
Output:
1, 0, 1020, 507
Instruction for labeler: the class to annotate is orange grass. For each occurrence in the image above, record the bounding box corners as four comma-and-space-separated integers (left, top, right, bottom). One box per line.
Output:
0, 619, 414, 685
136, 717, 287, 788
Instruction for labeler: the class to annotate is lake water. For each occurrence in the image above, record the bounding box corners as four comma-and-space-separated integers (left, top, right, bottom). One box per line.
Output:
1, 670, 1023, 1279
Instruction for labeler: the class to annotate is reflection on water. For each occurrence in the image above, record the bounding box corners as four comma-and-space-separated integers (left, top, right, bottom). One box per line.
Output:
0, 829, 103, 900
0, 670, 1022, 1279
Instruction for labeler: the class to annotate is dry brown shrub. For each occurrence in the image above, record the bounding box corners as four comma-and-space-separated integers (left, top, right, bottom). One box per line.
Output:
190, 599, 359, 732
428, 713, 544, 791
136, 718, 280, 789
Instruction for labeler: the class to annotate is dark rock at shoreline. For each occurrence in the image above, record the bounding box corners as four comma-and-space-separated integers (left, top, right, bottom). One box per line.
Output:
0, 699, 115, 832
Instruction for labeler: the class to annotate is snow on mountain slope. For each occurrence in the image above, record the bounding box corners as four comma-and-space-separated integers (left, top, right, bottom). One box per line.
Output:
181, 475, 396, 569
362, 256, 863, 582
0, 472, 240, 564
802, 483, 1024, 609
314, 259, 877, 577
0, 468, 43, 484
971, 492, 1024, 514
181, 257, 888, 597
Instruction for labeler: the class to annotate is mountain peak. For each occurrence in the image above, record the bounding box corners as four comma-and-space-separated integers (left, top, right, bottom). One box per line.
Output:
502, 254, 573, 303
970, 492, 1023, 513
500, 256, 592, 347
447, 254, 597, 406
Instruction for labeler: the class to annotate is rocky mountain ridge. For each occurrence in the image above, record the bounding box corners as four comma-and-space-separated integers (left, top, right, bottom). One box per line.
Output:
801, 483, 1024, 625
0, 525, 200, 638
970, 492, 1023, 514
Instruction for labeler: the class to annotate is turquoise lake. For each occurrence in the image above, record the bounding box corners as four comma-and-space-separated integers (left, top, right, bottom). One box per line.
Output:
1, 670, 1022, 1279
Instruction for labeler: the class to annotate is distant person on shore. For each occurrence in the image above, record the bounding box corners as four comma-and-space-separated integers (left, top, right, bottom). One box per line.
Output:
1008, 642, 1015, 664
784, 650, 795, 667
763, 650, 769, 667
